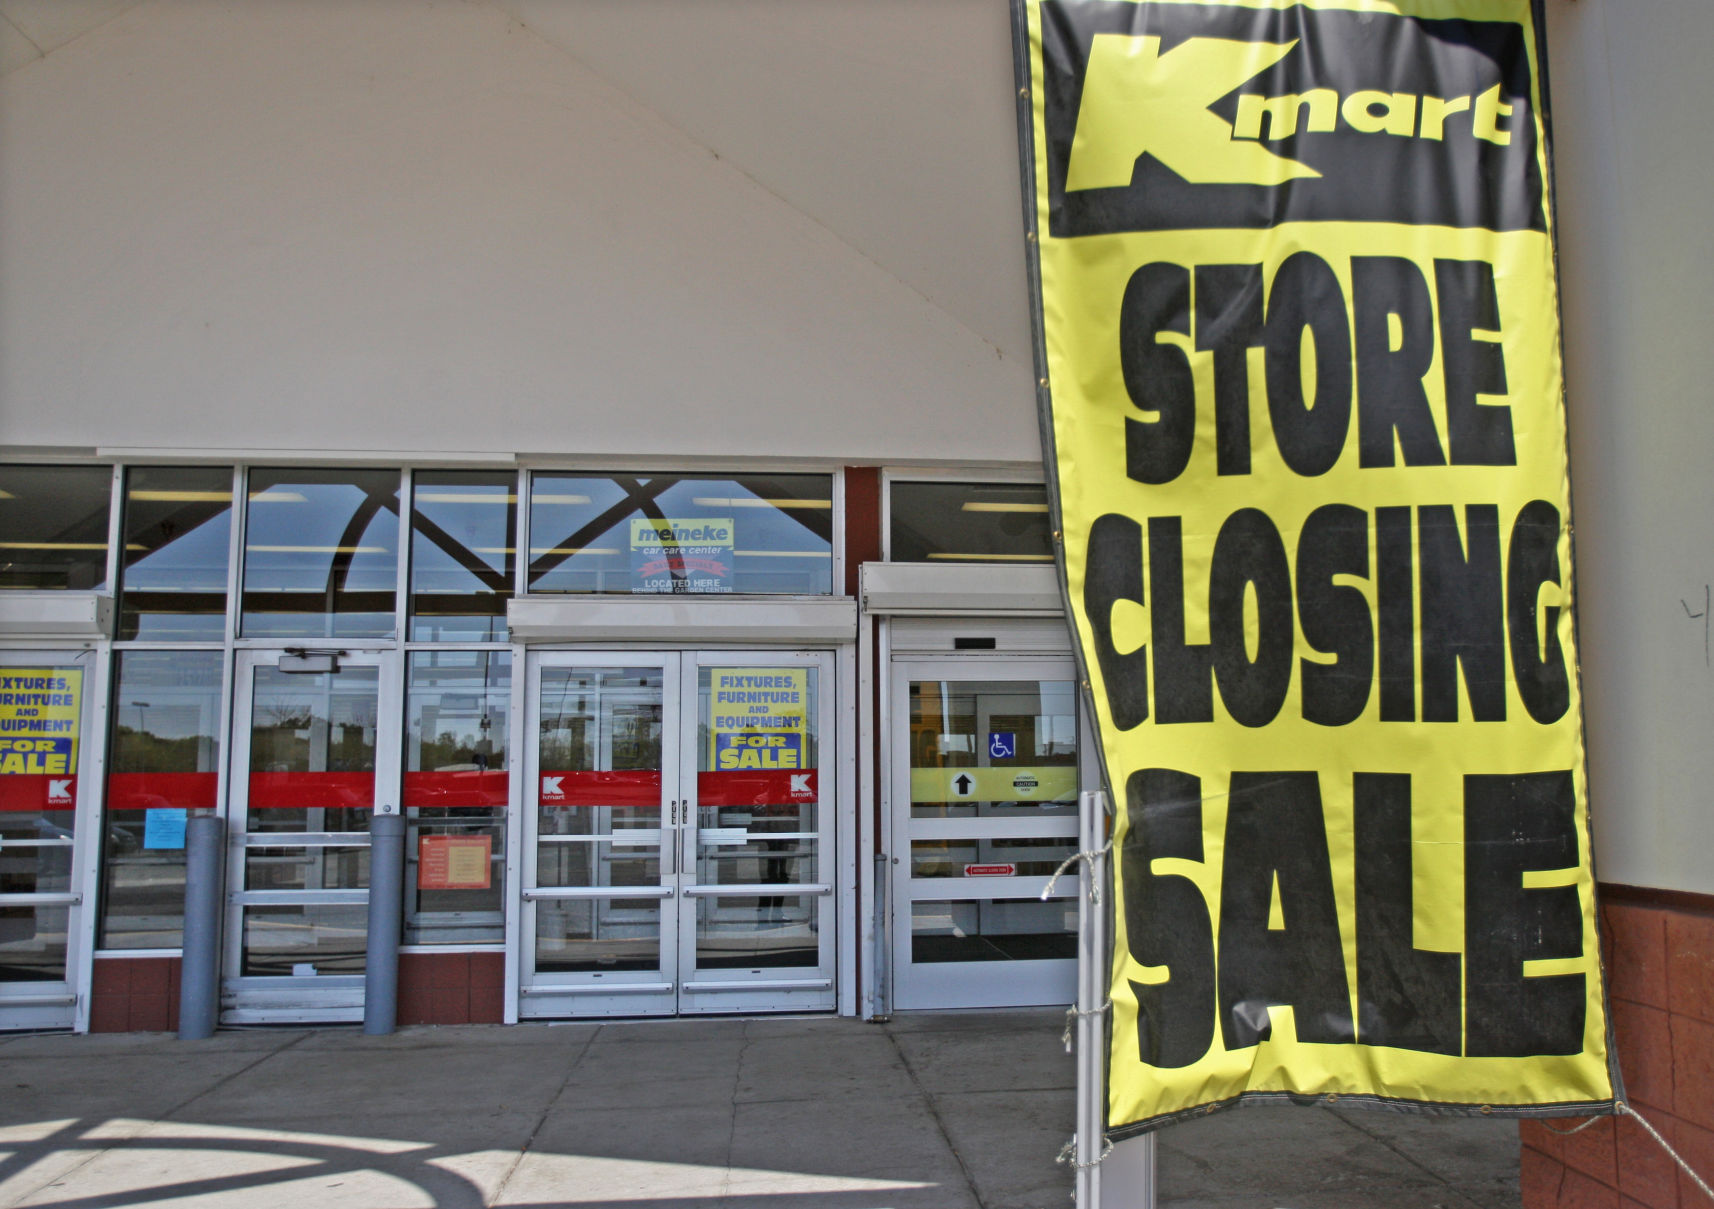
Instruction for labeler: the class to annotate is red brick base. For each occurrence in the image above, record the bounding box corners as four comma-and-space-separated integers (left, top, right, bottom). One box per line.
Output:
1522, 886, 1714, 1208
90, 955, 181, 1033
397, 951, 505, 1025
88, 950, 505, 1032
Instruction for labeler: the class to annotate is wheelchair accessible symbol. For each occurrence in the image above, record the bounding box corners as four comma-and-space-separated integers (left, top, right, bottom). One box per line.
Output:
988, 732, 1016, 760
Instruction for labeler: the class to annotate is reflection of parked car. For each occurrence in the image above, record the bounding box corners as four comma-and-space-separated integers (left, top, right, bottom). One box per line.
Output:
107, 822, 143, 855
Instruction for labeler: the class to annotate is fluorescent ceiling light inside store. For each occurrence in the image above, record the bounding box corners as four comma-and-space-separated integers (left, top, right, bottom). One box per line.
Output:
690, 498, 831, 509
129, 490, 234, 502
960, 502, 1049, 513
925, 552, 1054, 561
0, 541, 115, 550
246, 545, 388, 554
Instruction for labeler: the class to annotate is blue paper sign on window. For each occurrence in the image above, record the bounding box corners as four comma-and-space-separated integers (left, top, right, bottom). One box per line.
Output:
143, 808, 187, 850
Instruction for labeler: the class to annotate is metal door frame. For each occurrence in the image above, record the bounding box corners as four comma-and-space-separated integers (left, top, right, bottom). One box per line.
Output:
887, 652, 1090, 1011
0, 647, 104, 1032
518, 651, 681, 1018
221, 647, 400, 1024
517, 648, 838, 1018
677, 649, 837, 1014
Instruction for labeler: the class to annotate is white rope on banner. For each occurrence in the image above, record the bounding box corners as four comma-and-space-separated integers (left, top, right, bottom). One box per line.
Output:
1063, 999, 1112, 1052
1056, 1133, 1114, 1170
1040, 835, 1113, 901
1543, 1103, 1714, 1202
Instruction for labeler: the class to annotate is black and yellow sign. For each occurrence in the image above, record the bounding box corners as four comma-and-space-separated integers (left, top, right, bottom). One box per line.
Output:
1011, 0, 1619, 1134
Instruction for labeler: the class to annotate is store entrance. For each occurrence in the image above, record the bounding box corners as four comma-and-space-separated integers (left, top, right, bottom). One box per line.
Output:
222, 649, 399, 1024
519, 650, 835, 1018
889, 657, 1087, 1010
0, 649, 94, 1032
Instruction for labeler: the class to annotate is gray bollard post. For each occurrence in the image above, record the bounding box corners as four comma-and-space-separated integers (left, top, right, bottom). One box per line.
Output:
178, 811, 225, 1041
363, 811, 406, 1035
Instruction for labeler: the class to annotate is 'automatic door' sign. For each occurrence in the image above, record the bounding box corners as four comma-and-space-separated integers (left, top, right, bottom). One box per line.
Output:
1011, 0, 1619, 1134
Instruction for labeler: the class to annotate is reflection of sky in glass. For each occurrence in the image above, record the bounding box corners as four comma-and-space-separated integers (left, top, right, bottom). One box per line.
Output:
127, 520, 229, 588
528, 474, 832, 595
244, 480, 398, 590
412, 480, 511, 578
409, 474, 515, 640
119, 468, 235, 639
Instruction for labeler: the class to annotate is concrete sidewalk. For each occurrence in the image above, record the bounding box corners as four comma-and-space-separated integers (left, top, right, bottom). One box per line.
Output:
0, 1011, 1518, 1208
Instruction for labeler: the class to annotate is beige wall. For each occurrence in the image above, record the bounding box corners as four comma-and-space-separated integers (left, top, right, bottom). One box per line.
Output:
0, 1, 1038, 466
1548, 0, 1714, 895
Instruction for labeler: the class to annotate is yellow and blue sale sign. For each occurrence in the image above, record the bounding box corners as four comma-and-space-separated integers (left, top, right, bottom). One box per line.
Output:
708, 669, 808, 771
0, 667, 81, 776
1011, 0, 1620, 1134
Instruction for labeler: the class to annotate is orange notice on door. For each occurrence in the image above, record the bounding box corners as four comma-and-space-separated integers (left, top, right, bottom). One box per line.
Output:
418, 834, 492, 890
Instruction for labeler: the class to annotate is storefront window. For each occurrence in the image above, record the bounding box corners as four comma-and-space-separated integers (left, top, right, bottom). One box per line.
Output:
527, 473, 833, 595
0, 465, 112, 590
241, 468, 401, 638
99, 650, 224, 950
118, 467, 234, 640
409, 471, 516, 641
403, 651, 509, 944
889, 481, 1052, 563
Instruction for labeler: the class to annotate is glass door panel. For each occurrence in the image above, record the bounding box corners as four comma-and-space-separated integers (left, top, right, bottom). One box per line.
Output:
891, 663, 1085, 1010
0, 652, 91, 1030
521, 662, 675, 1017
224, 652, 396, 1023
679, 659, 834, 1011
519, 651, 837, 1017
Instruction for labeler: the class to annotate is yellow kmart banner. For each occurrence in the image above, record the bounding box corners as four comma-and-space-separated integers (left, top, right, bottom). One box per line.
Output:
1011, 0, 1620, 1135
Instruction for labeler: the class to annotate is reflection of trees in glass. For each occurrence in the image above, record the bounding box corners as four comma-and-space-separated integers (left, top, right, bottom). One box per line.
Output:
247, 698, 374, 772
610, 707, 660, 771
110, 725, 206, 773
538, 718, 590, 771
539, 674, 661, 771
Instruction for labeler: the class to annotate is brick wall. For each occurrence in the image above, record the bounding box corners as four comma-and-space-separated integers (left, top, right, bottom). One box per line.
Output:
1521, 887, 1714, 1208
90, 955, 181, 1033
89, 950, 505, 1031
397, 951, 505, 1026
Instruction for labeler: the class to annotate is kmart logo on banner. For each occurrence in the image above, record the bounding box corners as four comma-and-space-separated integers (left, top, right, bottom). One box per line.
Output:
1037, 0, 1544, 233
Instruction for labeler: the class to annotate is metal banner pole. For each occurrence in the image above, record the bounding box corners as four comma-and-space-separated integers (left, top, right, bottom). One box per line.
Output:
1074, 790, 1105, 1206
177, 810, 225, 1040
1077, 788, 1154, 1209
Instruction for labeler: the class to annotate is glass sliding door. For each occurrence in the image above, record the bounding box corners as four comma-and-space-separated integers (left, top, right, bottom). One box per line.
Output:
519, 651, 836, 1017
890, 660, 1086, 1010
223, 650, 399, 1023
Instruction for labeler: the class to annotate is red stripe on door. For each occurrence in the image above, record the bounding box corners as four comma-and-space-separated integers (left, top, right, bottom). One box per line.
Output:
248, 771, 375, 811
538, 770, 661, 807
105, 772, 219, 812
698, 770, 818, 807
0, 774, 77, 813
404, 770, 509, 809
